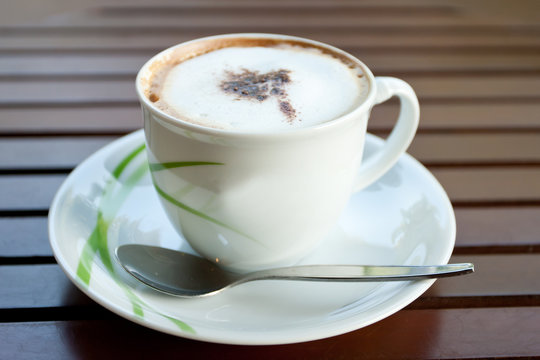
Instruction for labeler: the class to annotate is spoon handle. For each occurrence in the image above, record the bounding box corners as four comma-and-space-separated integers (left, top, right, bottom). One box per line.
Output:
242, 263, 474, 283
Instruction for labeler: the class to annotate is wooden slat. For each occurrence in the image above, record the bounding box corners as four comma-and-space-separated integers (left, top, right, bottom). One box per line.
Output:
0, 175, 65, 211
0, 106, 142, 133
81, 2, 540, 30
1, 75, 538, 106
2, 205, 540, 259
0, 79, 135, 105
2, 30, 539, 51
2, 52, 540, 77
1, 167, 539, 211
2, 133, 539, 170
0, 102, 538, 134
3, 0, 462, 22
455, 207, 540, 249
1, 207, 539, 259
342, 52, 540, 74
31, 16, 540, 30
432, 167, 540, 203
0, 217, 50, 257
6, 2, 540, 29
1, 308, 539, 359
0, 255, 537, 309
370, 102, 540, 130
0, 54, 151, 77
0, 137, 116, 169
403, 75, 540, 100
23, 5, 536, 29
90, 2, 457, 11
407, 133, 540, 165
29, 9, 462, 28
426, 254, 540, 298
0, 265, 92, 308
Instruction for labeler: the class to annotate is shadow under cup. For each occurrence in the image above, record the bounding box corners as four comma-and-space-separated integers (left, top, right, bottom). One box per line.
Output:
135, 33, 414, 272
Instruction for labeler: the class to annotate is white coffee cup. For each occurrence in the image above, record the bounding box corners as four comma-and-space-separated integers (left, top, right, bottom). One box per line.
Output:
136, 33, 419, 272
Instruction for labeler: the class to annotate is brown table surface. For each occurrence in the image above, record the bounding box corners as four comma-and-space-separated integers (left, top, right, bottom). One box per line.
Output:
1, 0, 540, 358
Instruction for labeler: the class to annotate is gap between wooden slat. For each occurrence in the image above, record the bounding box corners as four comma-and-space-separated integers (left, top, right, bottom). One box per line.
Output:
0, 210, 49, 217
4, 162, 538, 174
0, 306, 115, 323
0, 257, 56, 265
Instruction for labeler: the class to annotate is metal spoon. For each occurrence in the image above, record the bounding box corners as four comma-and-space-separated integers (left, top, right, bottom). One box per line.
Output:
115, 244, 474, 298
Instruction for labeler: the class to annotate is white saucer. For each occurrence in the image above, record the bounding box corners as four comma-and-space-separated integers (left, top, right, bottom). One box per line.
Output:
49, 129, 455, 345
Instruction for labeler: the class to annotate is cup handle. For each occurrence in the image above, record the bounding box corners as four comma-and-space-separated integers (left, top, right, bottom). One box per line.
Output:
353, 76, 420, 192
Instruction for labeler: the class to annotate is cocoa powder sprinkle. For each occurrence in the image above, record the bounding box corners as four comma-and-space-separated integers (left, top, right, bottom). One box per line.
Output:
279, 101, 296, 120
220, 69, 297, 123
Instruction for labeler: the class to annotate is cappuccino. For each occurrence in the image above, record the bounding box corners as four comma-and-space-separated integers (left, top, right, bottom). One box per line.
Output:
144, 37, 370, 132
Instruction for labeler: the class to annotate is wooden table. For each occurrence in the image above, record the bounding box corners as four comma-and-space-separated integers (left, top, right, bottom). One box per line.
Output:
1, 0, 539, 358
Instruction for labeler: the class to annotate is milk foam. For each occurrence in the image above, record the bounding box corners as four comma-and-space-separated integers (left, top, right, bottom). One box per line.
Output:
155, 45, 368, 132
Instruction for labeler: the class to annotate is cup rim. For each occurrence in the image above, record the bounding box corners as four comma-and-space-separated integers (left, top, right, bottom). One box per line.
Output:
135, 33, 377, 140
